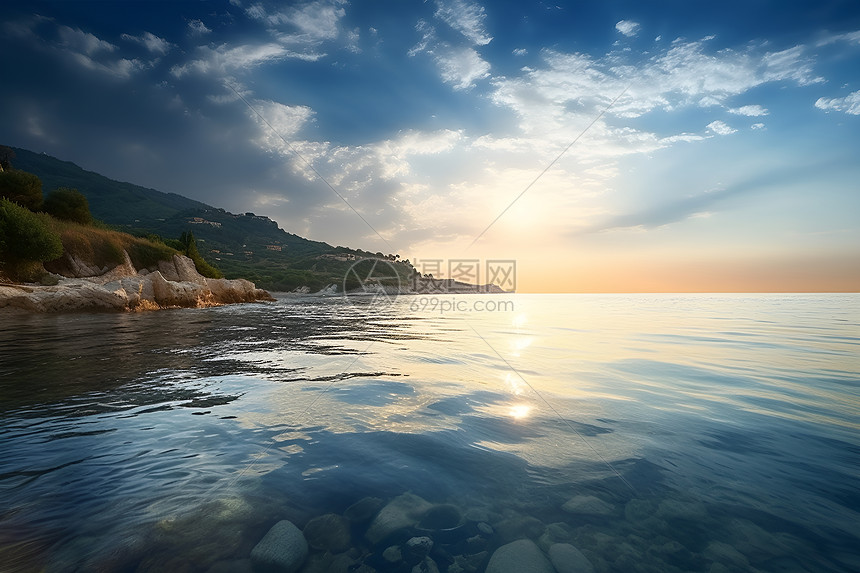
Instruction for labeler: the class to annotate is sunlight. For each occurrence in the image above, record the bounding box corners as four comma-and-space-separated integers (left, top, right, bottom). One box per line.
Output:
509, 404, 532, 420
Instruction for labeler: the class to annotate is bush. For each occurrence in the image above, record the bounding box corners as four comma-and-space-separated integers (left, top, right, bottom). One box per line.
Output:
0, 198, 63, 263
44, 188, 93, 225
0, 169, 43, 212
178, 230, 222, 279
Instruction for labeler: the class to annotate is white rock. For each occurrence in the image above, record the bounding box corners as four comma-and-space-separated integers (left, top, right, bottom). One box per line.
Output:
548, 543, 595, 573
250, 520, 308, 573
486, 539, 555, 573
0, 253, 273, 312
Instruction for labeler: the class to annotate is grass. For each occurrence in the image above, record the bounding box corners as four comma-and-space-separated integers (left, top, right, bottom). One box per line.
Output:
44, 218, 179, 275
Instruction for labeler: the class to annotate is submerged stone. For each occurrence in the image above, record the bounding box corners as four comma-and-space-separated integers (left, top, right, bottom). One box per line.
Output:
250, 520, 308, 573
411, 556, 440, 573
561, 495, 614, 516
345, 496, 384, 523
486, 539, 555, 573
404, 536, 434, 564
495, 515, 546, 543
304, 513, 351, 553
548, 543, 595, 573
366, 492, 432, 545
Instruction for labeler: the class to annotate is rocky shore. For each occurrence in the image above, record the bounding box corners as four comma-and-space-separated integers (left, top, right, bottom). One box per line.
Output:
0, 252, 274, 312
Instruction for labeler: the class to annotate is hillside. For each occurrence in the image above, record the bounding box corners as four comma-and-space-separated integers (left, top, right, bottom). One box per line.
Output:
10, 147, 412, 291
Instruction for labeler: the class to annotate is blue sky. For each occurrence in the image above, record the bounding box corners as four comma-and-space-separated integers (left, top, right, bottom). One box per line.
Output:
2, 0, 859, 291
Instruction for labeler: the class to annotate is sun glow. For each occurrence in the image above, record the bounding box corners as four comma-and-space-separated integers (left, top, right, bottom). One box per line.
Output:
509, 404, 532, 419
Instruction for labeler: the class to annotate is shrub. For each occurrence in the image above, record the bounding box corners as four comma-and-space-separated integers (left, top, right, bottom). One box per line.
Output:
44, 188, 93, 225
178, 230, 223, 279
0, 170, 43, 212
0, 198, 63, 263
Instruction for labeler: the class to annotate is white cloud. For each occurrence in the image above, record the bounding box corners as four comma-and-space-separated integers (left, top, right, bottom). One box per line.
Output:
728, 104, 768, 116
171, 42, 319, 77
121, 31, 174, 55
816, 29, 860, 46
815, 90, 860, 115
436, 46, 491, 90
751, 123, 765, 130
245, 0, 346, 46
707, 120, 737, 135
409, 20, 490, 90
615, 20, 640, 38
729, 105, 768, 117
57, 25, 116, 55
513, 48, 527, 56
435, 0, 492, 46
188, 19, 211, 36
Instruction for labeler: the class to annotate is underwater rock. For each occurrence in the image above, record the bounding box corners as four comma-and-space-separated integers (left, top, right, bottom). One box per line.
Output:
486, 539, 555, 573
382, 545, 403, 563
250, 520, 308, 573
411, 556, 440, 573
451, 550, 489, 573
205, 558, 253, 573
366, 492, 432, 544
561, 495, 614, 516
477, 522, 494, 536
548, 543, 595, 573
703, 541, 751, 569
656, 498, 708, 521
404, 536, 434, 564
418, 504, 462, 530
495, 515, 546, 543
304, 513, 351, 553
537, 522, 575, 552
345, 496, 384, 523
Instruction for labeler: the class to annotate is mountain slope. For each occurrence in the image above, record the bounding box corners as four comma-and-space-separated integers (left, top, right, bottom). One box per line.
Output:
9, 146, 410, 291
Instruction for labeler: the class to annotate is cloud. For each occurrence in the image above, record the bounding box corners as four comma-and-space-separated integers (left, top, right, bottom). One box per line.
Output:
816, 29, 860, 46
244, 0, 346, 48
434, 0, 492, 46
615, 20, 640, 38
436, 46, 491, 90
170, 42, 317, 77
513, 48, 527, 56
707, 120, 736, 135
121, 31, 174, 55
728, 104, 768, 116
58, 25, 116, 55
815, 90, 860, 115
409, 20, 491, 90
751, 122, 765, 130
188, 19, 212, 36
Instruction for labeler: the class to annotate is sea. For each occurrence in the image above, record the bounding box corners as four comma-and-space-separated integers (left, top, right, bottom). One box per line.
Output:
0, 293, 858, 573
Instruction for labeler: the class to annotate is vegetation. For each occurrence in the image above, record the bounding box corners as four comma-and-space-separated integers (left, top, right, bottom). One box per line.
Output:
0, 169, 43, 212
176, 230, 222, 279
0, 198, 63, 281
44, 188, 93, 225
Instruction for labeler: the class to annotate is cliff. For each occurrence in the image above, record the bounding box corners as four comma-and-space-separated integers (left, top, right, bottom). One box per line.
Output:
0, 252, 274, 313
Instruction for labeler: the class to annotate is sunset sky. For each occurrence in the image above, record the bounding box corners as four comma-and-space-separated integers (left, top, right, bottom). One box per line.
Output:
1, 0, 859, 292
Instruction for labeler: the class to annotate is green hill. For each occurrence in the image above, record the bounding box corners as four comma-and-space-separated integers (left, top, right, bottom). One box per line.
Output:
9, 146, 412, 291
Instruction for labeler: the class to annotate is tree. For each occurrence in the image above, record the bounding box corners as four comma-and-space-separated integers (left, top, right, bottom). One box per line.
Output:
177, 230, 222, 279
0, 146, 15, 171
44, 187, 93, 225
0, 169, 43, 212
0, 198, 63, 263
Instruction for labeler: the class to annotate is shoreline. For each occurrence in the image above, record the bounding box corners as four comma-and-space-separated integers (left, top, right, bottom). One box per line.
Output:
0, 253, 273, 313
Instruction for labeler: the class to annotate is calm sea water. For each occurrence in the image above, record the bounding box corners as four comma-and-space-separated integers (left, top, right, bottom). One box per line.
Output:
0, 294, 858, 572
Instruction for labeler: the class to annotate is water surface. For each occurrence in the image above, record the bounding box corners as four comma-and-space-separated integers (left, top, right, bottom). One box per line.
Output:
1, 294, 858, 572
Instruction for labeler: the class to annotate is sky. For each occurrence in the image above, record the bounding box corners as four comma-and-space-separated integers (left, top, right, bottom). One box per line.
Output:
1, 0, 859, 292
